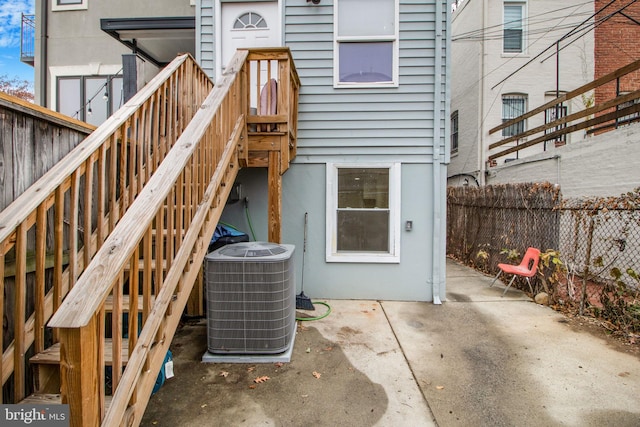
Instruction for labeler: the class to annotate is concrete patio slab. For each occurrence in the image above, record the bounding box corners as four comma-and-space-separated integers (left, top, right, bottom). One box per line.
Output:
141, 259, 640, 426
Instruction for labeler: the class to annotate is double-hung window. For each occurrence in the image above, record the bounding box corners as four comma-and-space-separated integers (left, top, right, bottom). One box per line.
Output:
326, 164, 400, 263
334, 0, 399, 87
503, 2, 525, 54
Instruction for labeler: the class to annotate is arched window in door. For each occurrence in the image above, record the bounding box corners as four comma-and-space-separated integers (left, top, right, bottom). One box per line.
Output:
233, 12, 267, 29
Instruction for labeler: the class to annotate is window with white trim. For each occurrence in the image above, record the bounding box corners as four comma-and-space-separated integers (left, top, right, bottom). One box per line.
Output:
326, 164, 400, 263
57, 75, 123, 126
334, 0, 398, 87
503, 2, 525, 53
502, 94, 527, 137
52, 0, 88, 11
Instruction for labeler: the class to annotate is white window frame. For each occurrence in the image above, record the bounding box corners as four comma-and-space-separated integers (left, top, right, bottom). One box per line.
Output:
49, 64, 122, 120
52, 0, 88, 12
503, 1, 526, 55
326, 163, 401, 263
333, 0, 400, 88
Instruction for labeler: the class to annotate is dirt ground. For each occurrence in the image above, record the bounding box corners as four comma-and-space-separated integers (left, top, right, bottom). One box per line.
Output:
559, 314, 640, 360
141, 317, 389, 427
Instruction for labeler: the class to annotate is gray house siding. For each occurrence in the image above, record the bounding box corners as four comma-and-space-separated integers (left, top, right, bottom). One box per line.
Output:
198, 0, 215, 73
220, 164, 442, 301
286, 0, 445, 162
199, 0, 449, 301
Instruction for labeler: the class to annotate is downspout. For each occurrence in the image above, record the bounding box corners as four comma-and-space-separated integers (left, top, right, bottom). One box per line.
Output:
478, 0, 487, 185
38, 0, 48, 107
431, 0, 445, 305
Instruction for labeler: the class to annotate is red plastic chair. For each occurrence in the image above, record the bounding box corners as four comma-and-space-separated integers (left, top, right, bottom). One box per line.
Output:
490, 247, 541, 296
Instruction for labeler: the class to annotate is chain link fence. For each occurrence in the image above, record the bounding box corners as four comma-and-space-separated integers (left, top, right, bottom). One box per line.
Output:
447, 184, 640, 337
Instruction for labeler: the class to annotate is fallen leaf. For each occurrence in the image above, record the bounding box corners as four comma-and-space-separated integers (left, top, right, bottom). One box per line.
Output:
254, 376, 270, 383
274, 362, 284, 368
219, 371, 229, 378
248, 385, 256, 389
436, 385, 445, 390
247, 366, 256, 372
324, 346, 333, 351
312, 371, 321, 379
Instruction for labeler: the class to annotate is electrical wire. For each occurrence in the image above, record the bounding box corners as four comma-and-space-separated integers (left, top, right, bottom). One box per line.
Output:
490, 0, 638, 89
244, 198, 257, 241
453, 1, 594, 41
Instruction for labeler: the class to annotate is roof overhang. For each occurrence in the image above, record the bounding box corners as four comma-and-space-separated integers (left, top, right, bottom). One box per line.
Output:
100, 17, 196, 68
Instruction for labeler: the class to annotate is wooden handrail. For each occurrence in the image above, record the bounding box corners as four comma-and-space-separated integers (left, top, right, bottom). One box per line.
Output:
45, 47, 300, 426
47, 47, 299, 426
489, 58, 640, 135
49, 49, 248, 425
0, 53, 212, 404
488, 58, 640, 162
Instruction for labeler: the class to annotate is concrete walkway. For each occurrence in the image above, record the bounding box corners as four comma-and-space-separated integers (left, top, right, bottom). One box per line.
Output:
142, 259, 640, 426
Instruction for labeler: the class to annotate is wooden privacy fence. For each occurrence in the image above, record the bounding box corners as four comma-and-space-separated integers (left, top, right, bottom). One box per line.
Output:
0, 54, 212, 403
0, 92, 95, 211
48, 48, 299, 426
489, 59, 640, 162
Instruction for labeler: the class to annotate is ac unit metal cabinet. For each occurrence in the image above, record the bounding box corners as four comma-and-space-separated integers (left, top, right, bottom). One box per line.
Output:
204, 242, 296, 355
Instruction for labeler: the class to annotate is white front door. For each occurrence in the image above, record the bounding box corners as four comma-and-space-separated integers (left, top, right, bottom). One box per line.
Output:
220, 2, 281, 71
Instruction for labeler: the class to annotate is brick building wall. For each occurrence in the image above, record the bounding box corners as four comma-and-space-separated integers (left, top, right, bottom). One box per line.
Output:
595, 0, 640, 104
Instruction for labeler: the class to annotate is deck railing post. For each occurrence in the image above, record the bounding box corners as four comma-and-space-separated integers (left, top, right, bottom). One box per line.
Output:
59, 314, 102, 427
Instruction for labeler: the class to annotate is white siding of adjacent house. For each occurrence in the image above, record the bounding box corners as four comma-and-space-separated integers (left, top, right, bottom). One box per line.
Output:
449, 0, 594, 184
448, 0, 482, 183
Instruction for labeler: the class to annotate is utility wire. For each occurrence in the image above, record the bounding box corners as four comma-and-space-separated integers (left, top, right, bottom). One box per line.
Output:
453, 1, 593, 41
490, 0, 635, 89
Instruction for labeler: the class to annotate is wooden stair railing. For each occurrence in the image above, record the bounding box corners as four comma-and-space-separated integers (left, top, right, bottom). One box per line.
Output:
47, 48, 300, 427
0, 54, 212, 404
488, 58, 640, 161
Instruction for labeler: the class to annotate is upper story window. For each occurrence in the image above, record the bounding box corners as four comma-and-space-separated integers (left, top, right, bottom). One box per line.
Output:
53, 0, 88, 11
502, 94, 527, 137
503, 2, 525, 53
334, 0, 399, 88
451, 110, 459, 154
57, 75, 123, 126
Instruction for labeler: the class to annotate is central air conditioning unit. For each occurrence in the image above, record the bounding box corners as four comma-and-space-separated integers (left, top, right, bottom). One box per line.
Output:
204, 242, 296, 355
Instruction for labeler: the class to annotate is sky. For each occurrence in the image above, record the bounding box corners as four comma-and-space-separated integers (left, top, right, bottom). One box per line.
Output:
0, 0, 35, 84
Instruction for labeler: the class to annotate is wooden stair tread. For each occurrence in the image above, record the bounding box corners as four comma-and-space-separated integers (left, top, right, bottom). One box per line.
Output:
19, 393, 62, 404
20, 393, 112, 407
248, 131, 287, 136
123, 259, 167, 272
105, 294, 155, 312
30, 340, 129, 366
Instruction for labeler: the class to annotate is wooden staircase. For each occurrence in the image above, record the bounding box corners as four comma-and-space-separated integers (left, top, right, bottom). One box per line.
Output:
1, 48, 300, 426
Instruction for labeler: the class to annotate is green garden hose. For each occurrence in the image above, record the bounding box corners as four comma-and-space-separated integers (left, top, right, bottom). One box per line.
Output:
296, 301, 331, 321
